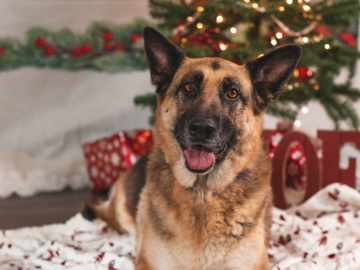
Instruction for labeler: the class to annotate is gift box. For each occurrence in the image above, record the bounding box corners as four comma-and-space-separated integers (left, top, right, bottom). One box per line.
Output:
83, 129, 154, 191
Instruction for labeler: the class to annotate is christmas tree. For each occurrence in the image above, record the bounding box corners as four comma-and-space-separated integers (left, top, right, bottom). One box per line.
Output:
135, 0, 360, 129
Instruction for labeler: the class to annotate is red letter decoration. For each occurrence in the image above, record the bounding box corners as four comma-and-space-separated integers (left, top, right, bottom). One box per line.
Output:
318, 130, 360, 189
317, 131, 341, 188
271, 131, 322, 209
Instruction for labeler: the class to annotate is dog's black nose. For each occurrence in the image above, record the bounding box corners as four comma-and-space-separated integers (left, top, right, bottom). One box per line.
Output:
188, 118, 217, 141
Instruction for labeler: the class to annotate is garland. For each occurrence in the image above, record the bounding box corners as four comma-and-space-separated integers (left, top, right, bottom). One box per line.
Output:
0, 19, 153, 72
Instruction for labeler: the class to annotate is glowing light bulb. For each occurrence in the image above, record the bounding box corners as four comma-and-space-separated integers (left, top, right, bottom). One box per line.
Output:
288, 85, 293, 90
303, 37, 309, 43
307, 70, 312, 76
294, 82, 300, 87
301, 107, 308, 114
314, 85, 319, 90
181, 38, 187, 43
230, 27, 237, 34
278, 6, 285, 11
325, 44, 330, 49
276, 32, 283, 39
252, 3, 259, 8
294, 69, 299, 77
197, 6, 204, 12
197, 23, 203, 29
244, 0, 250, 3
257, 54, 264, 58
304, 0, 310, 2
286, 0, 293, 4
219, 44, 227, 51
216, 15, 224, 23
303, 5, 311, 11
187, 16, 193, 22
271, 37, 277, 45
294, 120, 301, 127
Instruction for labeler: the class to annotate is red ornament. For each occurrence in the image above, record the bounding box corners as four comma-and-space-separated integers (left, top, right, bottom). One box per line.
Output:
189, 34, 195, 40
81, 44, 92, 54
71, 47, 82, 58
209, 28, 214, 33
114, 43, 124, 52
212, 44, 220, 53
197, 36, 204, 41
298, 67, 309, 83
206, 39, 213, 44
316, 26, 332, 37
0, 48, 5, 56
35, 37, 46, 48
131, 33, 141, 43
203, 33, 210, 38
44, 46, 55, 57
193, 40, 200, 46
103, 31, 113, 41
340, 33, 356, 48
103, 43, 112, 50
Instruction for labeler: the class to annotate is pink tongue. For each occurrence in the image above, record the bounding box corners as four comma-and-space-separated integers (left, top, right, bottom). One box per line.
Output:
184, 145, 215, 171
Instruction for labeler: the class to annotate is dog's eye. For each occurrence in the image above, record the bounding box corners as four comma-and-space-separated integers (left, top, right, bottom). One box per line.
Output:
227, 89, 238, 99
185, 83, 195, 92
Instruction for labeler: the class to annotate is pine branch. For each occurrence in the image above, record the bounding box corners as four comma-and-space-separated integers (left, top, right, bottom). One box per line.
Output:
266, 102, 298, 121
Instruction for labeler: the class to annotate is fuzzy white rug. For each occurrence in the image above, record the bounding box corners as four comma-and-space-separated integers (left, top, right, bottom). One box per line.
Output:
1, 183, 360, 270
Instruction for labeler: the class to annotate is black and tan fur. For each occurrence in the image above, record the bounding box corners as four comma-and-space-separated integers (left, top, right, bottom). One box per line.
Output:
83, 27, 302, 270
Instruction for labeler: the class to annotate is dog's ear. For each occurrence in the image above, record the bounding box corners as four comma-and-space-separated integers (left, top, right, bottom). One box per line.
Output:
143, 26, 185, 89
245, 44, 302, 113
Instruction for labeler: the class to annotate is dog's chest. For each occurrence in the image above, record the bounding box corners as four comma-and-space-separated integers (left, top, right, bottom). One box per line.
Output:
152, 190, 265, 269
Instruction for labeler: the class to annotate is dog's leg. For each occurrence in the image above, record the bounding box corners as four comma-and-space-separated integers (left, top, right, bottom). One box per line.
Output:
82, 173, 135, 234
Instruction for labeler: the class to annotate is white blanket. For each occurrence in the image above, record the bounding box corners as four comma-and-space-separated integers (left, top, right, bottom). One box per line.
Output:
1, 183, 360, 270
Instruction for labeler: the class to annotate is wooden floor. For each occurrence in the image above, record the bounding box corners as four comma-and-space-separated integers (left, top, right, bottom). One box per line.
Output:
0, 189, 95, 230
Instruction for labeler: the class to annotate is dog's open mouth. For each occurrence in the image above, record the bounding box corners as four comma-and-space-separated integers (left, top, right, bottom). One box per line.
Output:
183, 144, 216, 173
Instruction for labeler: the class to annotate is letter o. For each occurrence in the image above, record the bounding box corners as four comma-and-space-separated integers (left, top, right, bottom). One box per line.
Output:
271, 131, 322, 209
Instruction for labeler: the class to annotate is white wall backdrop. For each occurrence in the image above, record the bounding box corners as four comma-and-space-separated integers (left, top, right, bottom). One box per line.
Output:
0, 0, 359, 197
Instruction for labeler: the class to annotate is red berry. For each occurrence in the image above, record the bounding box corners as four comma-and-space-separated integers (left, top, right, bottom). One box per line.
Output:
35, 37, 46, 48
206, 39, 212, 44
0, 48, 5, 56
72, 47, 82, 58
114, 43, 124, 52
197, 36, 204, 41
45, 46, 55, 56
103, 43, 112, 50
81, 44, 92, 54
189, 34, 195, 39
131, 34, 141, 43
193, 40, 200, 46
203, 33, 210, 38
209, 28, 214, 33
103, 31, 113, 41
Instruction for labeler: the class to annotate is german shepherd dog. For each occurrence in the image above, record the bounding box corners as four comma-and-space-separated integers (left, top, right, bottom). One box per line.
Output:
83, 26, 301, 270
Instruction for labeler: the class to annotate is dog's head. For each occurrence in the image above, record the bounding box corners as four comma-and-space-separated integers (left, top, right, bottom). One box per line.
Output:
144, 26, 301, 189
